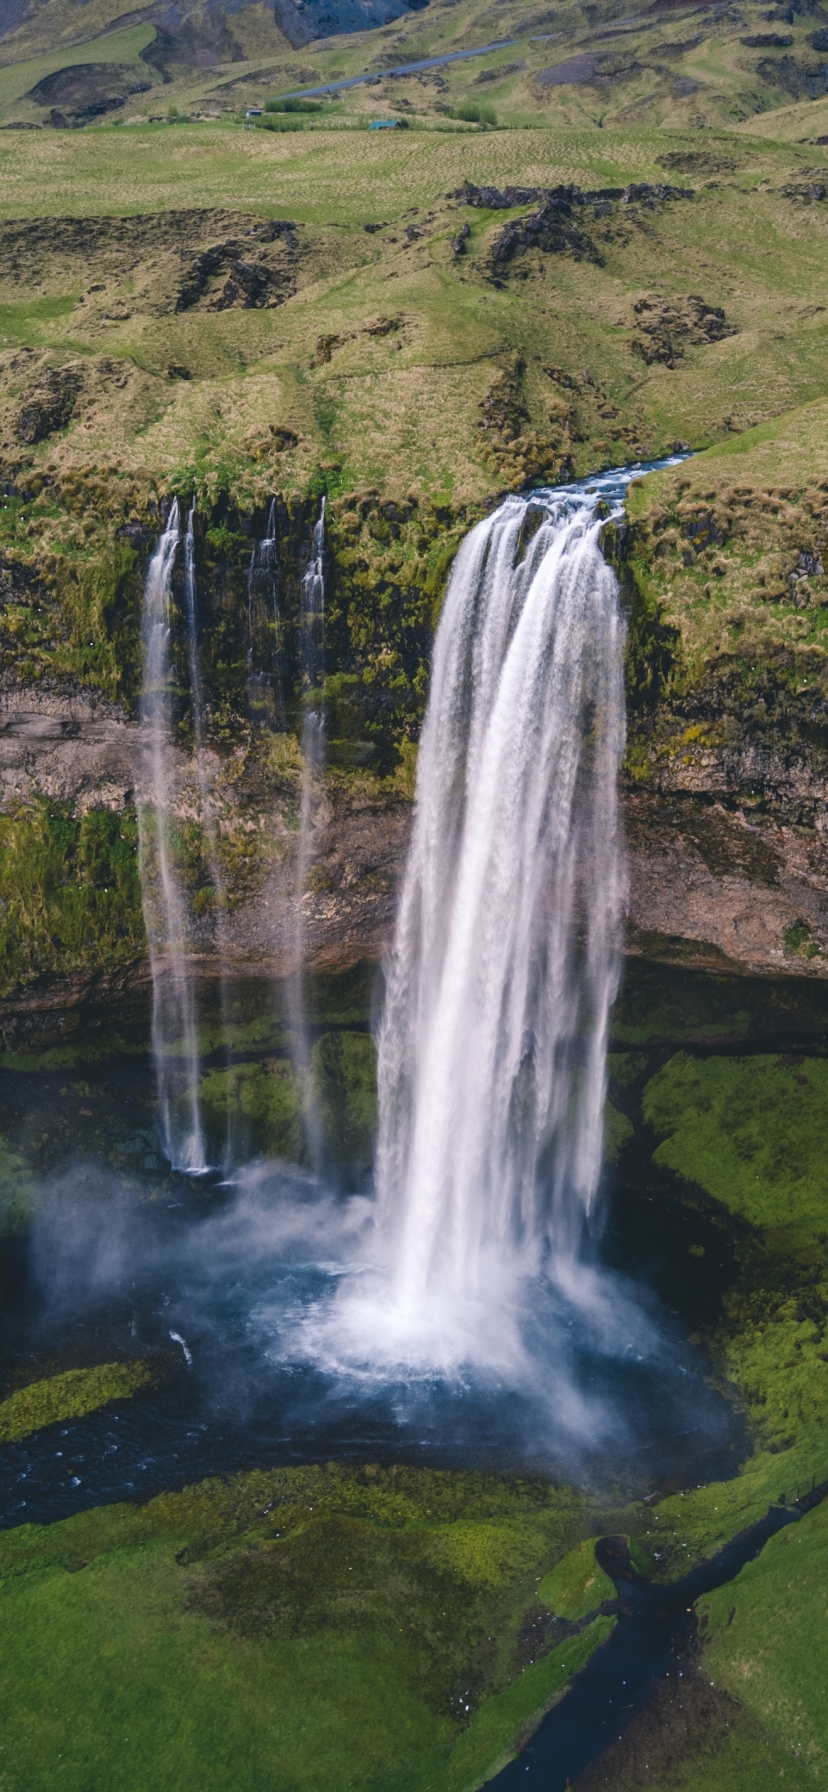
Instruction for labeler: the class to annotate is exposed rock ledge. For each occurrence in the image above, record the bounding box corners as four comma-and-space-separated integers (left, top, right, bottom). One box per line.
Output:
3, 691, 828, 1022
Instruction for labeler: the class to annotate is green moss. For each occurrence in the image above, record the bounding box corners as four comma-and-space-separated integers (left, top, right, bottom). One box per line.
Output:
444, 1616, 616, 1790
642, 1052, 828, 1230
197, 1059, 304, 1163
0, 1461, 621, 1792
0, 1361, 154, 1444
603, 1099, 634, 1163
0, 803, 145, 996
607, 1052, 648, 1088
311, 1030, 378, 1168
537, 1538, 616, 1620
0, 1133, 37, 1235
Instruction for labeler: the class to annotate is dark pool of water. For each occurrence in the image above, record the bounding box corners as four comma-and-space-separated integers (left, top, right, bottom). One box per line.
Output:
0, 1140, 746, 1531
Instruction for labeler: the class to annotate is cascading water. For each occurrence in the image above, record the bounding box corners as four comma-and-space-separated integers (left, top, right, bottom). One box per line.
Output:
137, 500, 206, 1173
246, 498, 284, 731
184, 502, 233, 1166
376, 483, 627, 1311
303, 466, 668, 1378
298, 495, 326, 770
291, 498, 327, 1163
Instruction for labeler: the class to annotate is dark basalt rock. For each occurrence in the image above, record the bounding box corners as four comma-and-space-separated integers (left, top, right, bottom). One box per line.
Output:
174, 221, 298, 312
740, 30, 794, 45
491, 192, 603, 270
757, 53, 828, 97
782, 180, 827, 200
631, 294, 736, 367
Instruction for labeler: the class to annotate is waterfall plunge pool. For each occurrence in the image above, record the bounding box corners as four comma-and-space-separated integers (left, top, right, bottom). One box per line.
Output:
0, 955, 766, 1533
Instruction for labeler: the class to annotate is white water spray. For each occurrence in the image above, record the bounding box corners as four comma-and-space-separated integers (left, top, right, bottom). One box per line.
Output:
137, 500, 206, 1173
377, 484, 627, 1317
290, 498, 327, 1163
184, 501, 234, 1165
303, 472, 644, 1377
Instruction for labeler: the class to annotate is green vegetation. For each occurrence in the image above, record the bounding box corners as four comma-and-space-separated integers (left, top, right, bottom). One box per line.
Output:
265, 97, 325, 114
0, 1460, 617, 1792
537, 1538, 615, 1620
642, 1052, 828, 1231
0, 804, 144, 997
198, 1058, 304, 1161
697, 1498, 828, 1780
0, 1360, 154, 1443
312, 1029, 378, 1169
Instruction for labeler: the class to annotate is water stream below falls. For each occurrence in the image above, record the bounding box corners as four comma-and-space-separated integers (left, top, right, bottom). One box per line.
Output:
486, 1478, 828, 1790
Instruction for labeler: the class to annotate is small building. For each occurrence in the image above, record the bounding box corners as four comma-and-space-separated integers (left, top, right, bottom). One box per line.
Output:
369, 118, 407, 130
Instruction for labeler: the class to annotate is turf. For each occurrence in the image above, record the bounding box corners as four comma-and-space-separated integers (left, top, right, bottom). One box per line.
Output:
537, 1538, 616, 1621
0, 1462, 618, 1792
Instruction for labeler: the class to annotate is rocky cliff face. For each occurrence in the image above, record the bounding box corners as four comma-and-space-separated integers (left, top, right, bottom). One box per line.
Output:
3, 418, 828, 1039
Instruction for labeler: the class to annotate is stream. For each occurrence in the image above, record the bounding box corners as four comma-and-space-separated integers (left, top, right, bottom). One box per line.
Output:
487, 1480, 828, 1789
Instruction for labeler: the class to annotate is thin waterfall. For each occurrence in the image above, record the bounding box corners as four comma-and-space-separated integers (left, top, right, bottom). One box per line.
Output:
291, 497, 327, 1164
137, 499, 206, 1173
184, 501, 233, 1165
246, 497, 284, 732
374, 482, 628, 1324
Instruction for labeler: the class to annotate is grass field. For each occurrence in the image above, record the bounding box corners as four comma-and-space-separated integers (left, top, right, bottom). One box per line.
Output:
1, 117, 827, 505
0, 1462, 618, 1792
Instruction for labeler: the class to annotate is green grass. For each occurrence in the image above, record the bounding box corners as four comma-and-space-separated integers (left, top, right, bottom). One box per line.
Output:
537, 1538, 615, 1620
0, 1462, 618, 1792
697, 1496, 828, 1780
0, 1361, 154, 1443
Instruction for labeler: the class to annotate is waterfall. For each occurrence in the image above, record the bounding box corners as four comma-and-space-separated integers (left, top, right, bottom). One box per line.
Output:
184, 501, 233, 1165
374, 480, 628, 1333
292, 497, 327, 1164
137, 500, 206, 1173
246, 498, 284, 731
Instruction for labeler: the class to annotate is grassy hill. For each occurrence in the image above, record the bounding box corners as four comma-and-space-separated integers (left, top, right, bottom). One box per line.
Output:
2, 0, 827, 132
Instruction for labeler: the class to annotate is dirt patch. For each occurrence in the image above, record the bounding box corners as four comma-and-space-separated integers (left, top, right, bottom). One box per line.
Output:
656, 149, 740, 174
536, 54, 600, 86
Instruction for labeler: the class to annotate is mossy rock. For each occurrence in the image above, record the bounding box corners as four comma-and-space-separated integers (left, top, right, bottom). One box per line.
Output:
642, 1052, 828, 1230
604, 1099, 634, 1164
197, 1059, 305, 1163
0, 1360, 154, 1444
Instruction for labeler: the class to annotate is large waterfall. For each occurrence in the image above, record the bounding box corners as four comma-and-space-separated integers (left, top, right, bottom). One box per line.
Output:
376, 484, 627, 1316
308, 473, 634, 1376
137, 500, 206, 1174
